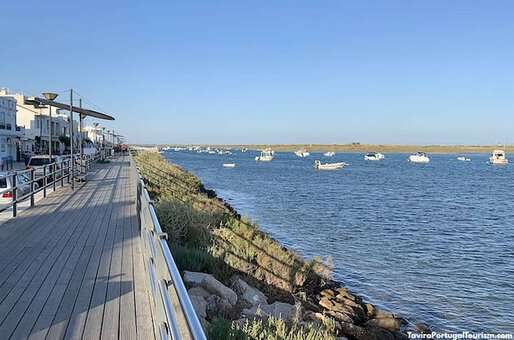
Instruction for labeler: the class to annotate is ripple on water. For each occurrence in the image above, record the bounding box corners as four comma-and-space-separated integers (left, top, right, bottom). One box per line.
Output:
166, 151, 514, 332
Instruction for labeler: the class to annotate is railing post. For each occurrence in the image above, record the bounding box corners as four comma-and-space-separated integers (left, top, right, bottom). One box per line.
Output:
12, 173, 17, 218
30, 168, 35, 207
61, 161, 64, 187
43, 165, 47, 198
67, 159, 71, 184
53, 163, 56, 192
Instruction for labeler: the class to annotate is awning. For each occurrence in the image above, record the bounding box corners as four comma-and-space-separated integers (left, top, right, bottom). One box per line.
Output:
24, 97, 115, 121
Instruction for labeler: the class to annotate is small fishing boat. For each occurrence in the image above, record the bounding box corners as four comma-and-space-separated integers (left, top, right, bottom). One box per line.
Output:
489, 149, 508, 165
457, 156, 471, 162
294, 149, 310, 158
255, 149, 274, 162
408, 152, 430, 163
241, 147, 248, 152
313, 160, 347, 170
323, 151, 335, 157
223, 163, 236, 168
364, 152, 385, 161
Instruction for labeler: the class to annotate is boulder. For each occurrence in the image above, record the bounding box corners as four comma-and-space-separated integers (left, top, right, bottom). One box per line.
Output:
184, 271, 237, 305
243, 301, 296, 321
374, 308, 394, 319
188, 287, 210, 298
231, 278, 268, 306
415, 322, 431, 334
339, 322, 396, 340
364, 303, 376, 318
189, 295, 207, 319
365, 317, 403, 332
320, 289, 336, 298
206, 294, 233, 317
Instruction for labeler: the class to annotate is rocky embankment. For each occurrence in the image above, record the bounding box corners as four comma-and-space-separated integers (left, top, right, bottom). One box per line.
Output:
184, 270, 431, 339
134, 151, 431, 339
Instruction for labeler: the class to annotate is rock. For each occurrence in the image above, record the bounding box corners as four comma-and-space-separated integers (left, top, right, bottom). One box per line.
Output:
189, 295, 207, 319
184, 271, 237, 305
339, 322, 396, 340
415, 322, 431, 334
319, 297, 334, 310
364, 303, 376, 318
243, 302, 295, 321
188, 287, 210, 298
326, 310, 353, 323
336, 337, 349, 340
365, 317, 403, 332
231, 278, 268, 306
374, 308, 394, 319
206, 294, 233, 317
320, 289, 336, 298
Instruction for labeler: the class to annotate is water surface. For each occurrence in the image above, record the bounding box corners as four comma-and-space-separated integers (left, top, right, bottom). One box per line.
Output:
164, 151, 514, 332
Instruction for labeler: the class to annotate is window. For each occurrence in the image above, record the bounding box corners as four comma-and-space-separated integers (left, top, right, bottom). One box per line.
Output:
1, 144, 5, 152
0, 113, 5, 129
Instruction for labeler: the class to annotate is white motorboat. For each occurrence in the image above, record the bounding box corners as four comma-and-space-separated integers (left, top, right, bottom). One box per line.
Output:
255, 149, 274, 162
408, 152, 430, 163
223, 163, 236, 168
241, 148, 248, 152
489, 149, 508, 165
294, 149, 310, 158
364, 152, 385, 161
457, 156, 471, 162
313, 160, 348, 170
323, 151, 335, 157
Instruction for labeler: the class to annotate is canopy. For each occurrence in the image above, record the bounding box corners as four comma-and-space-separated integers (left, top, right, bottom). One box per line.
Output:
24, 97, 115, 121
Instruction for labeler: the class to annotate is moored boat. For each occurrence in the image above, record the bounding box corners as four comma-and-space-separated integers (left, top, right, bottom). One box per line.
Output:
457, 156, 471, 162
255, 149, 274, 162
408, 152, 430, 163
364, 152, 385, 161
294, 149, 310, 158
489, 149, 508, 165
323, 151, 335, 157
313, 160, 348, 170
223, 163, 236, 168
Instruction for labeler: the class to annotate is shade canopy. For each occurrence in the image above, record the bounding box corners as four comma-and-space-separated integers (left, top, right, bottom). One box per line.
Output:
25, 97, 115, 121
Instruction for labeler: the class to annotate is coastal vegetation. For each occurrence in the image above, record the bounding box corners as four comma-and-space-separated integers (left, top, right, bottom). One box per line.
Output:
133, 151, 430, 339
153, 143, 514, 154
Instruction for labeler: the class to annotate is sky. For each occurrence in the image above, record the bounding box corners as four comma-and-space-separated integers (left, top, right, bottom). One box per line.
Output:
1, 0, 513, 145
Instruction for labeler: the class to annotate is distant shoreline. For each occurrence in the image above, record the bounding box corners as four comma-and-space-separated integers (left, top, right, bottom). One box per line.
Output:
136, 144, 514, 154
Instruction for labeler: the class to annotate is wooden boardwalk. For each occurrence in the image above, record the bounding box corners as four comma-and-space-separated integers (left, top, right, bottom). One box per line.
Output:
0, 157, 155, 340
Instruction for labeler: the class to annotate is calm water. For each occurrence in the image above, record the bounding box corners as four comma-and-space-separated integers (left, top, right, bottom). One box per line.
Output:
164, 151, 514, 332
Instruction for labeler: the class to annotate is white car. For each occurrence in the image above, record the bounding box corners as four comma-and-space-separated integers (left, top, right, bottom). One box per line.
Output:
0, 172, 39, 205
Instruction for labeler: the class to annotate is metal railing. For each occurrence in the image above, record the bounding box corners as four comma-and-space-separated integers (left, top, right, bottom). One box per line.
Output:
0, 153, 100, 217
135, 163, 206, 340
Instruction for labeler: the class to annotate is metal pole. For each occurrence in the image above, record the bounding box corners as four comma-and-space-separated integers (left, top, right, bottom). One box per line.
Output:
79, 99, 84, 174
30, 168, 34, 207
70, 89, 74, 190
43, 165, 47, 198
12, 173, 17, 218
49, 104, 52, 159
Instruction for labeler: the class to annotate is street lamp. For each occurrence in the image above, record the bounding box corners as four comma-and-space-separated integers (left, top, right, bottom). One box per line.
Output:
42, 92, 58, 158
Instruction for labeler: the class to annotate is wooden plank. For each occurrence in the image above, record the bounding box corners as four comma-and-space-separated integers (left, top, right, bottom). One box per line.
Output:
21, 166, 117, 340
0, 178, 102, 338
46, 164, 123, 340
119, 165, 137, 340
79, 161, 125, 340
8, 176, 112, 340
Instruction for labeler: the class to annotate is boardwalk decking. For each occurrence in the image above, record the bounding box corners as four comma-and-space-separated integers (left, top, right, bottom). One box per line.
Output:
0, 157, 155, 340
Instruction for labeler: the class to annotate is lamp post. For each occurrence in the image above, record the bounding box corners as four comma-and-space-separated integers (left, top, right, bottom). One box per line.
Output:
42, 92, 58, 159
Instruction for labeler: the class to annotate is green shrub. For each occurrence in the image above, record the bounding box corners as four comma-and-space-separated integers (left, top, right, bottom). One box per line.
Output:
170, 244, 234, 284
207, 317, 336, 340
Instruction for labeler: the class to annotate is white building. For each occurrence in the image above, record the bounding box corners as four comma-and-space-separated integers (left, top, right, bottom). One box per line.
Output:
0, 95, 20, 167
0, 89, 78, 156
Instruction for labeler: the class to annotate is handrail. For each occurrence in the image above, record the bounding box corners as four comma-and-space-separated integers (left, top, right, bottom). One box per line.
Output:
0, 153, 101, 217
134, 158, 207, 340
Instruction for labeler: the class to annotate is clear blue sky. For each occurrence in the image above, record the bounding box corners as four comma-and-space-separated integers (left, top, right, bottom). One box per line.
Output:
1, 0, 513, 145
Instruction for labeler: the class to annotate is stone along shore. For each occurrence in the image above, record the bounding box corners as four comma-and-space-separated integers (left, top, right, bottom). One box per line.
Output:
133, 151, 431, 339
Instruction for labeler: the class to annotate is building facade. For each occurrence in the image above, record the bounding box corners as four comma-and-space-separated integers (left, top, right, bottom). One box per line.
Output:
0, 95, 19, 167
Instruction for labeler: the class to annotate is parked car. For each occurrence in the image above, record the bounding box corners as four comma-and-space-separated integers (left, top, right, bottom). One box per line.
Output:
0, 172, 39, 205
27, 155, 68, 184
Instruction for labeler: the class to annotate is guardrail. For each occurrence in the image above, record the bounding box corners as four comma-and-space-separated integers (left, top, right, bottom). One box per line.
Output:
134, 162, 207, 340
0, 153, 100, 217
